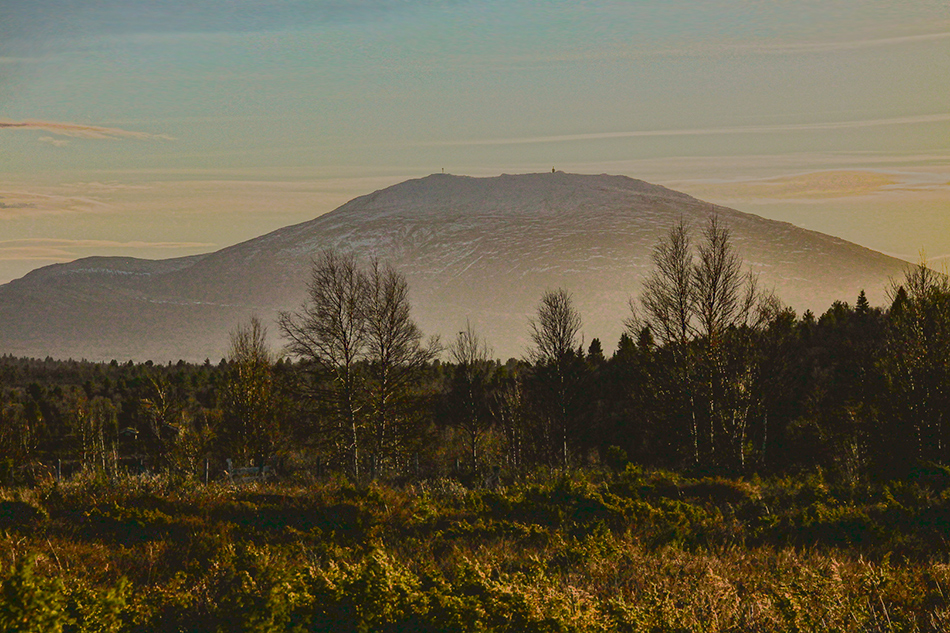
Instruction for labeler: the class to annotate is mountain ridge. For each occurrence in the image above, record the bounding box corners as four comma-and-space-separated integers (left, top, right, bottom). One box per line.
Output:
0, 172, 910, 362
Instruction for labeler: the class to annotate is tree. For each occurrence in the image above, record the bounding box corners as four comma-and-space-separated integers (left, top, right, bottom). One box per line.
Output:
528, 289, 585, 468
693, 216, 747, 340
448, 320, 495, 474
140, 376, 179, 466
222, 316, 278, 464
279, 250, 369, 477
279, 251, 437, 478
363, 260, 440, 474
879, 260, 950, 470
586, 338, 605, 365
601, 330, 669, 466
630, 221, 704, 465
0, 395, 30, 467
692, 217, 774, 472
529, 288, 582, 365
631, 220, 700, 464
635, 217, 766, 342
489, 362, 528, 471
631, 217, 775, 472
856, 289, 871, 317
636, 219, 695, 346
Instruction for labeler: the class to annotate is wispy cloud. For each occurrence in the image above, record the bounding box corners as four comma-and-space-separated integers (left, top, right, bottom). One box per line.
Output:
403, 30, 950, 70
670, 170, 904, 201
38, 136, 70, 147
0, 56, 39, 64
0, 190, 113, 219
734, 30, 950, 55
0, 119, 174, 140
0, 238, 214, 249
0, 247, 75, 262
435, 114, 950, 147
0, 238, 215, 261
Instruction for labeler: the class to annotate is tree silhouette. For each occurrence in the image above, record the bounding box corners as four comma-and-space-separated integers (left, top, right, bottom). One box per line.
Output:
223, 317, 278, 464
279, 250, 369, 477
448, 321, 495, 474
528, 289, 585, 468
879, 261, 950, 470
364, 260, 439, 474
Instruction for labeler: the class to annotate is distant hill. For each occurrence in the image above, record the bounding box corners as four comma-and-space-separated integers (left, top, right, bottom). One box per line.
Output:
0, 172, 910, 362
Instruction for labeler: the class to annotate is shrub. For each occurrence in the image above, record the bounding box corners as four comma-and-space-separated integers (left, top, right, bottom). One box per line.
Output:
0, 500, 47, 532
0, 555, 68, 633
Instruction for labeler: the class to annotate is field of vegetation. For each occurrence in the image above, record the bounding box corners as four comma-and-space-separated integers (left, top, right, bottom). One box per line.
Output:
2, 465, 950, 632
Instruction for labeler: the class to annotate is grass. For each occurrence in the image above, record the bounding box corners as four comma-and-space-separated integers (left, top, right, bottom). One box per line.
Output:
1, 467, 949, 631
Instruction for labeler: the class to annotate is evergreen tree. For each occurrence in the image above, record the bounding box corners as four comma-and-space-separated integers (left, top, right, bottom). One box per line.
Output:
878, 263, 950, 471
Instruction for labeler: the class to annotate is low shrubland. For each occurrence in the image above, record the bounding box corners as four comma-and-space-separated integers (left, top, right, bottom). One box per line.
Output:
1, 466, 949, 632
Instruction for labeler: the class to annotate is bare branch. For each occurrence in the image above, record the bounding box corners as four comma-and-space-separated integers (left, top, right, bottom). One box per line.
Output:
529, 288, 582, 364
452, 319, 493, 367
636, 219, 695, 346
693, 216, 743, 340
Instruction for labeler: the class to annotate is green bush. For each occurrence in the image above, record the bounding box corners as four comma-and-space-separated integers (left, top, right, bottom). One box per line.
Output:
0, 555, 68, 633
63, 578, 128, 633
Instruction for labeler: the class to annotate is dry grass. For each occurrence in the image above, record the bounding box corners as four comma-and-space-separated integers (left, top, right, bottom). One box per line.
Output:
1, 469, 948, 631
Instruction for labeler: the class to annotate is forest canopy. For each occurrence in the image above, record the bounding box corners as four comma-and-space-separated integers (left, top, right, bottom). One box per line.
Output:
1, 219, 946, 484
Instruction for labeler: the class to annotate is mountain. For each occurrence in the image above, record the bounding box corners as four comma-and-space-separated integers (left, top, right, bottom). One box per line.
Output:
0, 172, 910, 362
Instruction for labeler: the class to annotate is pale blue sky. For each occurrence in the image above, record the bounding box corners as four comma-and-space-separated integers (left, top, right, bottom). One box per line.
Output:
1, 1, 948, 283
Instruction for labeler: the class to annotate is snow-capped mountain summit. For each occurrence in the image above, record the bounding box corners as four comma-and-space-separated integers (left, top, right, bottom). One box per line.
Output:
0, 172, 909, 362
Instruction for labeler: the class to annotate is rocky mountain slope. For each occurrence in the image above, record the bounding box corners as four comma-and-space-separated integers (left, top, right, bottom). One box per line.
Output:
0, 172, 910, 361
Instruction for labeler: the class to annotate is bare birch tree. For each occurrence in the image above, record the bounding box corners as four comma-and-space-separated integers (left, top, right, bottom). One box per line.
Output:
280, 251, 437, 478
693, 216, 745, 340
278, 250, 368, 477
528, 288, 584, 468
631, 220, 700, 463
631, 216, 775, 471
529, 288, 582, 365
364, 260, 439, 473
635, 219, 695, 346
449, 320, 495, 474
881, 259, 950, 466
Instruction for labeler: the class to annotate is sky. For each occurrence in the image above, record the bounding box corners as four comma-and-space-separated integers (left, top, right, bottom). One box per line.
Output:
1, 0, 948, 285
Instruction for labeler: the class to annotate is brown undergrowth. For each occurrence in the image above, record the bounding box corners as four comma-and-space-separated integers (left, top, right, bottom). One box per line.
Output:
1, 466, 949, 632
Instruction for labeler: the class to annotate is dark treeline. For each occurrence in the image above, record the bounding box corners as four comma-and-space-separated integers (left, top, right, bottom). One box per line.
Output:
2, 219, 948, 485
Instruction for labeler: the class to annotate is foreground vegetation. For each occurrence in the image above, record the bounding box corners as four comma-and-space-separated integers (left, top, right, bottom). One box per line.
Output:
2, 467, 950, 632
